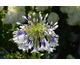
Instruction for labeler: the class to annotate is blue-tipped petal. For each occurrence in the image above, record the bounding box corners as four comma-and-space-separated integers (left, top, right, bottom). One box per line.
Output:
50, 35, 56, 43
23, 36, 29, 45
23, 31, 27, 35
17, 30, 22, 36
47, 26, 50, 29
23, 45, 28, 52
16, 33, 25, 43
53, 22, 58, 26
16, 22, 23, 25
26, 36, 29, 42
43, 30, 48, 35
44, 38, 49, 46
31, 44, 39, 53
53, 25, 58, 30
29, 40, 34, 49
47, 46, 53, 53
39, 42, 45, 51
22, 16, 28, 21
44, 13, 48, 18
34, 44, 37, 49
39, 17, 43, 20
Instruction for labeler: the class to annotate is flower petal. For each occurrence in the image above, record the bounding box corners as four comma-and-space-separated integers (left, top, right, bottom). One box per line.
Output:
31, 44, 39, 53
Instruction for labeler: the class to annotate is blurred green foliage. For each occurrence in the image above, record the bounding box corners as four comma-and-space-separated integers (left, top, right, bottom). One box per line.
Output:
5, 51, 44, 59
5, 51, 29, 59
66, 54, 75, 59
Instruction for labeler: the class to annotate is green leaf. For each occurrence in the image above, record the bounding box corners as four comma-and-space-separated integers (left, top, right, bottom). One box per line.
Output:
37, 53, 44, 58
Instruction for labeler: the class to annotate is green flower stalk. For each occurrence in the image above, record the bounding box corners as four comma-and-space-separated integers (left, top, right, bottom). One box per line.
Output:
12, 12, 59, 53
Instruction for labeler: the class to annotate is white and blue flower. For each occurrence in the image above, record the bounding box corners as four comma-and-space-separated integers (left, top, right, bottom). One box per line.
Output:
12, 12, 59, 53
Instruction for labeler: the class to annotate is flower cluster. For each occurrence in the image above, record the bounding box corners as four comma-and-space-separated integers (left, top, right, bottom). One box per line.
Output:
12, 12, 59, 53
0, 6, 3, 11
60, 6, 80, 26
60, 6, 74, 14
47, 12, 59, 25
36, 6, 48, 11
4, 6, 26, 26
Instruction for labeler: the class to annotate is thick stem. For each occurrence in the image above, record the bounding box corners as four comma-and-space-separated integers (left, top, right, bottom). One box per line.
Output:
33, 52, 36, 59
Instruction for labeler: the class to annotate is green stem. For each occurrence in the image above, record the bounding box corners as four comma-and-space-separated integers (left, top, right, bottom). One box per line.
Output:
50, 7, 52, 13
33, 52, 36, 59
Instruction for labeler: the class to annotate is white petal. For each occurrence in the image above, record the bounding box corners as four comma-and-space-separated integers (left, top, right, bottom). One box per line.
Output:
16, 22, 20, 24
13, 36, 18, 41
20, 26, 25, 29
18, 34, 25, 42
39, 45, 45, 51
31, 49, 39, 53
13, 31, 18, 34
28, 43, 33, 49
47, 47, 53, 53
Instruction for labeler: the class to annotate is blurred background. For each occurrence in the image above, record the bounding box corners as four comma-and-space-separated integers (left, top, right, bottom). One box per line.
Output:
0, 6, 80, 59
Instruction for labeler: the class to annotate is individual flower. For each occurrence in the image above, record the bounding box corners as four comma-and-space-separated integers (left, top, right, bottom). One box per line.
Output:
12, 12, 59, 53
47, 12, 59, 25
36, 6, 48, 11
0, 6, 4, 11
4, 6, 26, 26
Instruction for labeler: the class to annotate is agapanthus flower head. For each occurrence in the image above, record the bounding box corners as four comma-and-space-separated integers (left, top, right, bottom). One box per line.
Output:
12, 12, 59, 53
